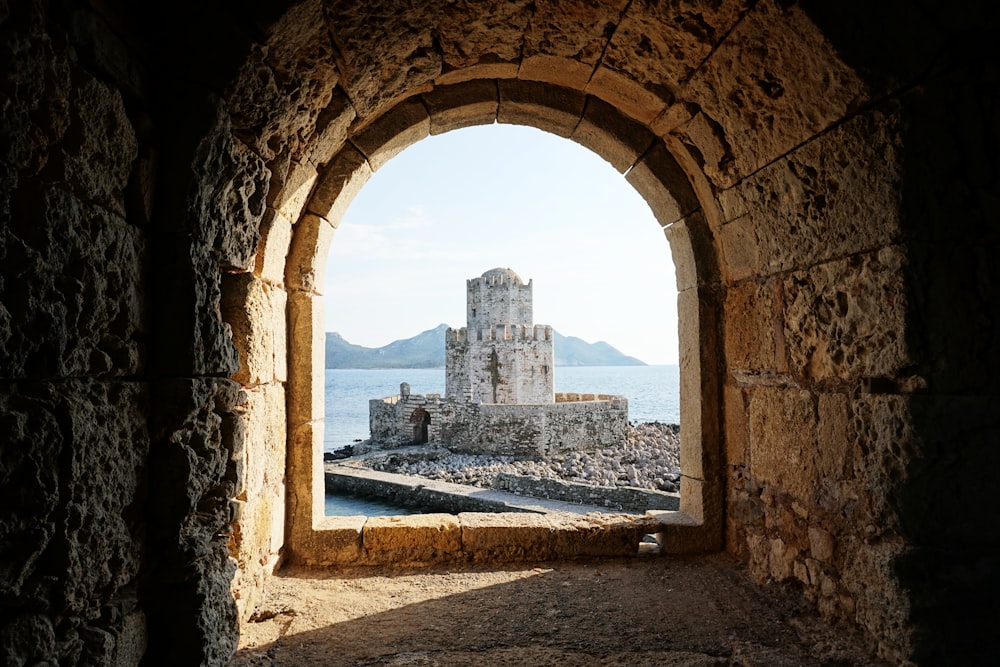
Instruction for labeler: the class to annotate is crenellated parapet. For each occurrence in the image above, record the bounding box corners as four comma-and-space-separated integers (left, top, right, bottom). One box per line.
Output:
446, 325, 552, 343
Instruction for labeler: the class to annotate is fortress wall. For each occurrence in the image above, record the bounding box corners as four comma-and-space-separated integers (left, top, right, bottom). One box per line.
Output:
460, 337, 555, 404
369, 394, 448, 448
440, 398, 629, 458
444, 334, 471, 399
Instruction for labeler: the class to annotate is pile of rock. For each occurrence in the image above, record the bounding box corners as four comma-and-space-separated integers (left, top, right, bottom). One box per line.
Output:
366, 422, 681, 492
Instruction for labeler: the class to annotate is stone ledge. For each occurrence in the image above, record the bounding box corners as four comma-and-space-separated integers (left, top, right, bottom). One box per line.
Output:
300, 470, 676, 566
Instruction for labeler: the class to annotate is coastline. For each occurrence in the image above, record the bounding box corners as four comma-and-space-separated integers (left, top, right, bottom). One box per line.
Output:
353, 421, 681, 493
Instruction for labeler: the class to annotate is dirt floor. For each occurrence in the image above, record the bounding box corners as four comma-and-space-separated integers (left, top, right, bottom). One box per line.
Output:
232, 551, 886, 666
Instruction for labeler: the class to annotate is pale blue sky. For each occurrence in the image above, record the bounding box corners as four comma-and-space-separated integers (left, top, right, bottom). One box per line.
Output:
323, 123, 679, 365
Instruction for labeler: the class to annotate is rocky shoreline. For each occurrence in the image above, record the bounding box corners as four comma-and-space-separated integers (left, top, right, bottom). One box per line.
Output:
361, 422, 681, 493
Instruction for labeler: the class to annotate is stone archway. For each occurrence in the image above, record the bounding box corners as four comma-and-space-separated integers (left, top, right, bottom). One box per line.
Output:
215, 1, 934, 662
409, 407, 431, 445
277, 85, 722, 557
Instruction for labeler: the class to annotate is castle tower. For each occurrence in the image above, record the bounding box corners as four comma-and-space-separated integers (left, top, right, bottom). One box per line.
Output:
446, 268, 554, 404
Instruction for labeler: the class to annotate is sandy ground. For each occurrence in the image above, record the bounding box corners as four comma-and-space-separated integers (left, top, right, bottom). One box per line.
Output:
232, 552, 886, 666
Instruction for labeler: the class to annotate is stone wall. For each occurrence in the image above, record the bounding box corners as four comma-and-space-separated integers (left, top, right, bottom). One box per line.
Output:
370, 392, 629, 458
445, 325, 555, 404
369, 393, 446, 446
493, 473, 679, 513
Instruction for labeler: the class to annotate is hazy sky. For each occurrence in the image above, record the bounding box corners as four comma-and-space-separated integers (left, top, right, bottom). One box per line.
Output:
322, 123, 679, 365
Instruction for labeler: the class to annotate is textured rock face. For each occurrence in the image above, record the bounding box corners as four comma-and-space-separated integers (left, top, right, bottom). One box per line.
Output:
1, 1, 996, 665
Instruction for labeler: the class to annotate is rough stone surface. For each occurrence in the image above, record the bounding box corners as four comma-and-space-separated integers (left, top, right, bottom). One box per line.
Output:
717, 107, 903, 281
226, 0, 339, 163
362, 514, 462, 564
682, 0, 868, 187
782, 246, 910, 381
602, 0, 749, 107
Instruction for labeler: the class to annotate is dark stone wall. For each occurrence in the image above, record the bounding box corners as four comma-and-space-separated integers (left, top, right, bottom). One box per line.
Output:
1, 1, 276, 664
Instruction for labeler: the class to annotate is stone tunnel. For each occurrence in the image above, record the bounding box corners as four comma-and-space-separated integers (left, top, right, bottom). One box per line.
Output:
1, 0, 997, 664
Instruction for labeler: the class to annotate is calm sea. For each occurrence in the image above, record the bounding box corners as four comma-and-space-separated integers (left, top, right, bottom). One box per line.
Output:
324, 364, 679, 452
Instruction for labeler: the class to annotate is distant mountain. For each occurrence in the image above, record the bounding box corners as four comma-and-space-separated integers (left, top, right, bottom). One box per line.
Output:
552, 332, 645, 367
325, 324, 449, 369
325, 325, 646, 369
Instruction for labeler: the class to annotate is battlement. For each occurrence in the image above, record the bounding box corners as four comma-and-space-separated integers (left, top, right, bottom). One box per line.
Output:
447, 324, 552, 343
471, 267, 532, 289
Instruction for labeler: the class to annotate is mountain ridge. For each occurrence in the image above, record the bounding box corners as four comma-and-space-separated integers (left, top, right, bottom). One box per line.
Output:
325, 324, 646, 369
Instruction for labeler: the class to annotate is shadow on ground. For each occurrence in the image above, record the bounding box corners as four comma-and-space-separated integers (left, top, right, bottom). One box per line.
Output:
232, 553, 885, 666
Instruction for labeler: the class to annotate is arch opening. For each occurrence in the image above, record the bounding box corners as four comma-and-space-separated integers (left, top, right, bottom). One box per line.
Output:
277, 79, 724, 565
323, 124, 680, 515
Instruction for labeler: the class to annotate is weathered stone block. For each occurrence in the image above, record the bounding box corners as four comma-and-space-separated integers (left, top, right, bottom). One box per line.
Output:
724, 384, 749, 468
254, 208, 294, 286
684, 0, 867, 187
285, 213, 336, 293
302, 517, 366, 565
724, 279, 778, 372
226, 0, 339, 162
0, 381, 147, 621
498, 79, 586, 137
191, 126, 269, 271
523, 0, 627, 71
422, 80, 498, 135
435, 62, 520, 86
459, 512, 554, 562
815, 393, 850, 481
600, 0, 747, 119
239, 386, 287, 501
362, 514, 462, 564
668, 111, 733, 186
587, 65, 668, 125
677, 288, 704, 477
285, 420, 326, 552
519, 56, 593, 89
716, 107, 902, 278
571, 95, 656, 174
436, 1, 530, 72
749, 386, 816, 500
716, 216, 760, 285
221, 273, 287, 386
268, 159, 317, 223
664, 212, 710, 292
305, 144, 372, 224
625, 142, 701, 227
322, 1, 441, 117
307, 89, 357, 167
551, 514, 645, 559
61, 77, 137, 217
351, 97, 429, 171
286, 291, 325, 428
1, 188, 145, 378
783, 246, 910, 381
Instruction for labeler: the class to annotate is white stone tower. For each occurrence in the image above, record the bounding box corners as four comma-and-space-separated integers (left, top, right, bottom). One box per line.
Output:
445, 268, 554, 404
